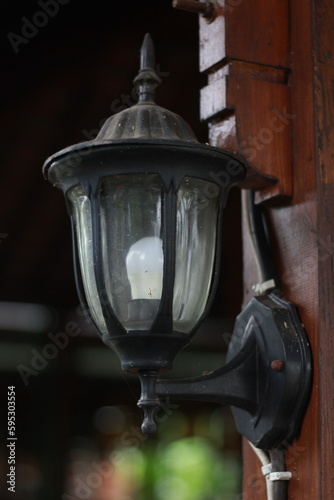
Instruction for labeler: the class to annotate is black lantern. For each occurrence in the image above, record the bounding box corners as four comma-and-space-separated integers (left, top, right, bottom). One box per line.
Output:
44, 34, 311, 448
43, 34, 245, 432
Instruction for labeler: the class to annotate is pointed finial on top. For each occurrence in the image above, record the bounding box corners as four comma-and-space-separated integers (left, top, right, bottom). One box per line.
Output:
133, 33, 162, 104
140, 33, 155, 71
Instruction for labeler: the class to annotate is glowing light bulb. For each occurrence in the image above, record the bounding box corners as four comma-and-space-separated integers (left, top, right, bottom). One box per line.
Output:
126, 236, 163, 300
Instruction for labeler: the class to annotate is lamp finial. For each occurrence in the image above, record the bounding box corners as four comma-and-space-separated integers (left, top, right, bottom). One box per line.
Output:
137, 370, 160, 435
133, 33, 162, 104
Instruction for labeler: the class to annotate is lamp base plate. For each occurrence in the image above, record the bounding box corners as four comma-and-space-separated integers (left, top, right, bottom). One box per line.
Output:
226, 292, 312, 449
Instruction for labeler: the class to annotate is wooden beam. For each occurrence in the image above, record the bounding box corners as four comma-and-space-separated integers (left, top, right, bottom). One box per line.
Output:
199, 0, 334, 498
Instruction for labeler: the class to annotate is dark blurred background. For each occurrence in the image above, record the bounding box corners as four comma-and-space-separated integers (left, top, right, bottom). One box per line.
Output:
0, 1, 242, 498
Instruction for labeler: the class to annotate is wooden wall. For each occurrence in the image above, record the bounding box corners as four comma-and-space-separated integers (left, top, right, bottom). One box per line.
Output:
198, 0, 334, 497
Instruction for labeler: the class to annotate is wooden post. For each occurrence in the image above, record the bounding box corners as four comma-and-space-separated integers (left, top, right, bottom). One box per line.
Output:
198, 0, 334, 498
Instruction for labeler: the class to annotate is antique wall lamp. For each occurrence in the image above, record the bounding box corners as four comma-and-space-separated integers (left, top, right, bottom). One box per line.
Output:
43, 34, 311, 452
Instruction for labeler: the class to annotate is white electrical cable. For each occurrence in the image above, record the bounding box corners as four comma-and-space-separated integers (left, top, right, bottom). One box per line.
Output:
248, 441, 270, 467
242, 190, 265, 287
247, 435, 292, 500
242, 190, 277, 295
244, 191, 292, 500
247, 441, 274, 500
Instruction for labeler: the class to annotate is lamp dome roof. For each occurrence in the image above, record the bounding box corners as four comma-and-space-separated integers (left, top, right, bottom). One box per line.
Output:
96, 102, 198, 142
96, 33, 198, 143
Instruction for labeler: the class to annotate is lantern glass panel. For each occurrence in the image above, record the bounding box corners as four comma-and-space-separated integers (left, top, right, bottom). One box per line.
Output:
100, 174, 163, 332
173, 177, 220, 333
68, 185, 108, 334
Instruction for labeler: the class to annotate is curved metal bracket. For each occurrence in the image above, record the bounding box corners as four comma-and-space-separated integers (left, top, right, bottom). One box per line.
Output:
156, 333, 259, 411
156, 292, 312, 449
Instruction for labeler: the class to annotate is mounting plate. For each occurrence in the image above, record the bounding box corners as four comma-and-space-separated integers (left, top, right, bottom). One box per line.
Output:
226, 292, 312, 449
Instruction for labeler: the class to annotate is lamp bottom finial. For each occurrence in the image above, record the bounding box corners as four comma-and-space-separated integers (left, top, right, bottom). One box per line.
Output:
137, 370, 160, 436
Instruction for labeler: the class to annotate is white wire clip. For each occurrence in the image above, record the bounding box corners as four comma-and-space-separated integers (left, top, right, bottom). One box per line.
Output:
261, 463, 292, 482
268, 471, 292, 482
252, 279, 276, 295
261, 463, 272, 476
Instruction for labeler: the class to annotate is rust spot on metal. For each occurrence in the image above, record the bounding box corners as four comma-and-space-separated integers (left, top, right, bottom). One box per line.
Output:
271, 359, 284, 371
